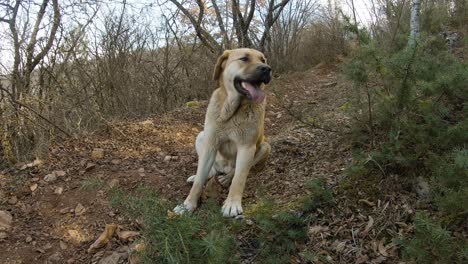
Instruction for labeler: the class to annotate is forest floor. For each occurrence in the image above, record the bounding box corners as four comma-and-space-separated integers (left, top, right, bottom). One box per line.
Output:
0, 64, 417, 263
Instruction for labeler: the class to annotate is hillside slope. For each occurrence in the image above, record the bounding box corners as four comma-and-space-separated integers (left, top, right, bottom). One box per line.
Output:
0, 66, 413, 263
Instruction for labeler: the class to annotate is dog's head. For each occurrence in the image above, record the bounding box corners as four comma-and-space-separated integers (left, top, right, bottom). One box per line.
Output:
213, 48, 272, 104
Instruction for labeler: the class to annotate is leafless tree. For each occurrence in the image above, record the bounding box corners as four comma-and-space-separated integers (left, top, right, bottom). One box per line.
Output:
167, 0, 292, 53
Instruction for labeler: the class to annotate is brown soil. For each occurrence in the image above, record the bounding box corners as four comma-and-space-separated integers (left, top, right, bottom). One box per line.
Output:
0, 66, 415, 263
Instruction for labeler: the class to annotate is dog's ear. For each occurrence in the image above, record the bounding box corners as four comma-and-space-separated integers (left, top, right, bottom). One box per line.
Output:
213, 50, 230, 81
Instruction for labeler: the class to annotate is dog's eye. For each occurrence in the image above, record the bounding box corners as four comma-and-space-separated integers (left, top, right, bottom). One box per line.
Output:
261, 58, 266, 63
239, 57, 249, 62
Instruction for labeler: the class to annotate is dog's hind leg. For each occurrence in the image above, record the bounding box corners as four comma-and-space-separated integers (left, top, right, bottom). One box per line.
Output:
218, 141, 271, 187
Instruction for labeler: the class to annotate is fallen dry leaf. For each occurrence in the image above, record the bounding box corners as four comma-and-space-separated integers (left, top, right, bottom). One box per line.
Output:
87, 224, 118, 253
362, 216, 374, 236
358, 199, 375, 207
117, 231, 140, 242
377, 240, 388, 257
30, 184, 38, 192
75, 203, 86, 216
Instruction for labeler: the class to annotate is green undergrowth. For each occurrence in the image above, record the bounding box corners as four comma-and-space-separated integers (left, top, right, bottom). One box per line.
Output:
343, 14, 468, 262
110, 179, 334, 264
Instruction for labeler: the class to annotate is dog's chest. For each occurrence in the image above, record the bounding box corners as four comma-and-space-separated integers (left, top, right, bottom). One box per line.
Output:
219, 105, 262, 141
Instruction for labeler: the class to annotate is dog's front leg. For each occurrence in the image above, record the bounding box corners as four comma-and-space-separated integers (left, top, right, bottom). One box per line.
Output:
174, 134, 217, 214
222, 145, 256, 217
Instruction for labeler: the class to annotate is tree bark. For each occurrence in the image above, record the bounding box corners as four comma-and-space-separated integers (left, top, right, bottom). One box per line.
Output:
408, 0, 421, 47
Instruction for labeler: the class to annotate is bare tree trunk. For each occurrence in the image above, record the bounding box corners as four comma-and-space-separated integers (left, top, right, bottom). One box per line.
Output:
350, 0, 360, 46
408, 0, 421, 47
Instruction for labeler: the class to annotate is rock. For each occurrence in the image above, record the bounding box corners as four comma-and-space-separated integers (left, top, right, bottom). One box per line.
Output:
108, 179, 119, 189
111, 159, 121, 165
137, 168, 145, 173
54, 170, 66, 177
0, 232, 7, 239
0, 210, 13, 230
47, 252, 63, 263
44, 242, 53, 250
98, 251, 127, 264
25, 235, 32, 243
91, 148, 105, 159
66, 258, 75, 264
87, 224, 118, 253
31, 177, 40, 182
163, 156, 171, 162
60, 240, 68, 250
415, 177, 430, 198
54, 187, 64, 195
66, 230, 86, 246
8, 196, 18, 205
117, 231, 140, 242
75, 203, 86, 216
44, 173, 57, 182
30, 183, 38, 192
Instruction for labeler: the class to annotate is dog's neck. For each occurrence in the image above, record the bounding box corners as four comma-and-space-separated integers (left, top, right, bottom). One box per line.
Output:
217, 78, 241, 123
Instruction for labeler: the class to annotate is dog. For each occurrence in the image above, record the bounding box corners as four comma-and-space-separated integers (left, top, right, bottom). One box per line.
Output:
174, 48, 272, 217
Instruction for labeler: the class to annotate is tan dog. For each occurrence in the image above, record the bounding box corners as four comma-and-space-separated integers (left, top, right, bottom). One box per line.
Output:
174, 48, 272, 217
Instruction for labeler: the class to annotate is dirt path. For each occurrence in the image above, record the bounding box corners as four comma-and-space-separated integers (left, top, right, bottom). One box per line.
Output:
0, 65, 384, 263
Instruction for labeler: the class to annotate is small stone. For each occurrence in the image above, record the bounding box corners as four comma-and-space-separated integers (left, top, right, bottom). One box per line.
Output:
0, 210, 13, 230
47, 252, 63, 263
98, 251, 126, 264
91, 148, 105, 159
54, 187, 64, 195
415, 177, 430, 198
31, 177, 40, 182
245, 219, 254, 226
164, 156, 171, 162
44, 173, 57, 182
26, 235, 33, 242
60, 240, 68, 250
54, 170, 66, 177
8, 196, 18, 205
30, 183, 38, 192
0, 232, 7, 239
108, 179, 119, 189
138, 168, 145, 173
75, 203, 86, 216
67, 258, 75, 264
59, 208, 69, 214
44, 242, 53, 250
111, 159, 121, 165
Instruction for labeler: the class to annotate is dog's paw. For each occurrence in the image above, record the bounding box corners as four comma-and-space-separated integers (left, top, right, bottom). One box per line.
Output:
222, 199, 243, 217
186, 175, 196, 183
173, 200, 197, 215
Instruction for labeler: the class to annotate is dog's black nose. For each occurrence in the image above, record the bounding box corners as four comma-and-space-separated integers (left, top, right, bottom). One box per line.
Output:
259, 65, 272, 74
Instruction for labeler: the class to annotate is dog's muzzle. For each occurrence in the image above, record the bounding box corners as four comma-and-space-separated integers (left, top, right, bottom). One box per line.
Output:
234, 64, 272, 104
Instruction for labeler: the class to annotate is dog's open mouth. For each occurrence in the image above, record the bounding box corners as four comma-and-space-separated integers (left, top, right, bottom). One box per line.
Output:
234, 77, 265, 103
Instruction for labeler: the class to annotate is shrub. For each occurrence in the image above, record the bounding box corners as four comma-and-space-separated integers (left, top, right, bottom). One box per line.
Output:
402, 213, 467, 263
111, 188, 238, 264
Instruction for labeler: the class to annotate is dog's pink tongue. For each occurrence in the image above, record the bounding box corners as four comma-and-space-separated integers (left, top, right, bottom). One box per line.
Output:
241, 82, 265, 103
